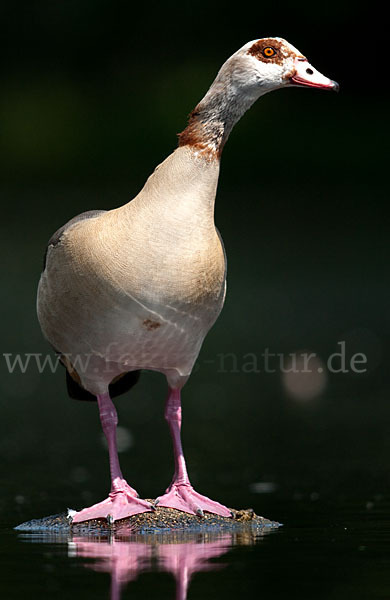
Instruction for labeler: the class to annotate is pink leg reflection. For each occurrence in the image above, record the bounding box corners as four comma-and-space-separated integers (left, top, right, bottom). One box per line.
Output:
72, 534, 231, 600
158, 538, 228, 600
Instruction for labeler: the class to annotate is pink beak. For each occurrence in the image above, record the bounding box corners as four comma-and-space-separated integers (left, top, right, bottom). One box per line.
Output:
290, 57, 339, 92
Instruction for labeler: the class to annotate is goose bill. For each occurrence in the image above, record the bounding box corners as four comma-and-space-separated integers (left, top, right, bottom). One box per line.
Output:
290, 59, 339, 91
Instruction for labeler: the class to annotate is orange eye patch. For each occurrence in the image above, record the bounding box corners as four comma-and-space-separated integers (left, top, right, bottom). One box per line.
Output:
262, 46, 276, 58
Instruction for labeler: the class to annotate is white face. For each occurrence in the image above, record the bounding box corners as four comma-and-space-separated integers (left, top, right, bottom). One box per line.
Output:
226, 37, 338, 95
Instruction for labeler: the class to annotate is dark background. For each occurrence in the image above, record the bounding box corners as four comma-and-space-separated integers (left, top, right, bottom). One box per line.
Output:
0, 0, 388, 528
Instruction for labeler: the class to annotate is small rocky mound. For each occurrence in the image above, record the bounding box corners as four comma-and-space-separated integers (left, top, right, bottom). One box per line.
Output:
15, 502, 281, 534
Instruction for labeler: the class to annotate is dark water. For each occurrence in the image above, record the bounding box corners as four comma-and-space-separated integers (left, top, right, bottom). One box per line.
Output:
2, 496, 390, 599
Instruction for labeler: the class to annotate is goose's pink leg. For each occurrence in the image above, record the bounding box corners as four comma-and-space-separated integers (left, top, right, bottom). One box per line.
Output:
156, 388, 231, 517
73, 392, 153, 523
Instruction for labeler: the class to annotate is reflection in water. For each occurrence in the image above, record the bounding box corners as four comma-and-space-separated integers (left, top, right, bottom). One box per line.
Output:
71, 533, 230, 600
19, 528, 273, 600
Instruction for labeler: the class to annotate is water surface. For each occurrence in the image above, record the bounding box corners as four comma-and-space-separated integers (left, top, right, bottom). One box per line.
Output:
2, 497, 390, 599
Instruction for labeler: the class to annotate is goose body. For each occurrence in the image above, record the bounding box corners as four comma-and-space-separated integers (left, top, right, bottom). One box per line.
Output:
37, 38, 338, 522
39, 147, 225, 393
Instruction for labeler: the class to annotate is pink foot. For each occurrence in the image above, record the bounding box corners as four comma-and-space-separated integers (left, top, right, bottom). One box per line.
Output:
72, 478, 153, 524
156, 483, 232, 518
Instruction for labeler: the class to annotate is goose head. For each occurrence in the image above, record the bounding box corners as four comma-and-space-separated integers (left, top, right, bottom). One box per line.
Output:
178, 37, 338, 157
218, 37, 339, 98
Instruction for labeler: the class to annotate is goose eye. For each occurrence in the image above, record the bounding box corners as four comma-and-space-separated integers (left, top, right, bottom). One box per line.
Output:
262, 47, 276, 58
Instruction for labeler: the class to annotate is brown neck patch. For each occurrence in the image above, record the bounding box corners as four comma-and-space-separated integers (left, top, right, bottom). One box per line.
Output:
247, 38, 304, 65
178, 108, 222, 160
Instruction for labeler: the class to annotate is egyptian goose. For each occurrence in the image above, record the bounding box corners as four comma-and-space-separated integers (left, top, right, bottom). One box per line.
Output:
37, 38, 338, 523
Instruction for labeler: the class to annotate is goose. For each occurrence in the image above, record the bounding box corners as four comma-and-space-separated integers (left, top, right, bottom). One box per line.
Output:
37, 37, 338, 524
